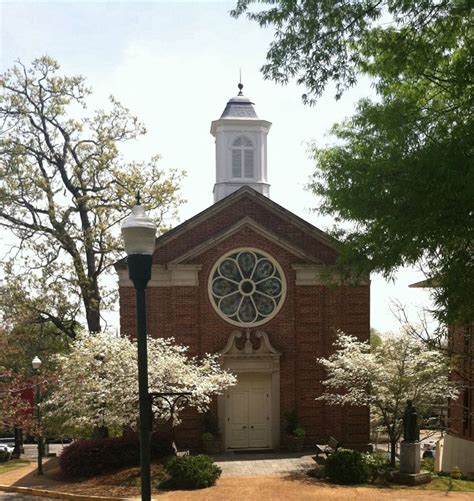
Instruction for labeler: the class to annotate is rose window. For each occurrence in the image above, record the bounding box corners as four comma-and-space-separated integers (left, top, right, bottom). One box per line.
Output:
209, 249, 286, 326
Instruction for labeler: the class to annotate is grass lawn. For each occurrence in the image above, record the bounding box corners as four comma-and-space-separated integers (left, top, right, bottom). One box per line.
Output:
367, 476, 474, 493
409, 476, 474, 492
0, 460, 30, 475
308, 468, 474, 493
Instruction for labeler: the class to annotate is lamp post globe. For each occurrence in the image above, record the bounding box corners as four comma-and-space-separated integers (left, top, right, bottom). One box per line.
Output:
121, 203, 156, 256
121, 198, 156, 501
32, 356, 43, 475
32, 356, 42, 371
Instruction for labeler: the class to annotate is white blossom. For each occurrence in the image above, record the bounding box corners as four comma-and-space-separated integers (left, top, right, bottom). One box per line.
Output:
44, 332, 236, 434
317, 331, 459, 457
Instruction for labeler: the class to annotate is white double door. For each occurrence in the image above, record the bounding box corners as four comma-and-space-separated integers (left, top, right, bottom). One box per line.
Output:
225, 372, 271, 449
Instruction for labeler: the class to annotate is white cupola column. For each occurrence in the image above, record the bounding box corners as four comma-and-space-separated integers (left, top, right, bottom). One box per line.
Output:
211, 84, 272, 203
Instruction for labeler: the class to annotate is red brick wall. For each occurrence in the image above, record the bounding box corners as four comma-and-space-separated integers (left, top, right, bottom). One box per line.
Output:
119, 203, 370, 450
152, 194, 339, 265
448, 323, 474, 442
294, 284, 370, 446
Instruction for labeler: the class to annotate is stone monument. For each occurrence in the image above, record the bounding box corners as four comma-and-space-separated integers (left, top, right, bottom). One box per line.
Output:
394, 400, 431, 485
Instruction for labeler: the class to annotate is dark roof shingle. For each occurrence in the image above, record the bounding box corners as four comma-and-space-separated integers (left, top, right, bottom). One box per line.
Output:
220, 95, 258, 119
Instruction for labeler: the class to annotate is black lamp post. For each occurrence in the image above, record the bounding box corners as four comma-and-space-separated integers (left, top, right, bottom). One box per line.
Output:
121, 196, 156, 501
31, 356, 43, 476
149, 392, 192, 449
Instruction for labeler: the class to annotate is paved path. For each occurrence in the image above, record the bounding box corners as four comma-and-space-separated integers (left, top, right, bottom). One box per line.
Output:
212, 451, 317, 476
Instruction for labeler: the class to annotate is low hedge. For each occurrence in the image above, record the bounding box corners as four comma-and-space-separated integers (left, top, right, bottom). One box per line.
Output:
59, 433, 174, 478
0, 449, 10, 462
164, 454, 221, 490
325, 449, 370, 485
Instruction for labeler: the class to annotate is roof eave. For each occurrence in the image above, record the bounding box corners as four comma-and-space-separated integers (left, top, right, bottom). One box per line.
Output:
210, 118, 272, 136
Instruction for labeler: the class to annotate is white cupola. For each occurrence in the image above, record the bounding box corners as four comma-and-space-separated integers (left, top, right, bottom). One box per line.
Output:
211, 84, 272, 203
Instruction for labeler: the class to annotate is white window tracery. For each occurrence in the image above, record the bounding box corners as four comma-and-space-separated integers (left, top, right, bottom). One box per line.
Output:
231, 136, 254, 179
208, 248, 286, 327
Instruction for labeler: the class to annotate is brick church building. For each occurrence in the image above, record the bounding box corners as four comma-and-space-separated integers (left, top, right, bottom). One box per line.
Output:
117, 85, 370, 451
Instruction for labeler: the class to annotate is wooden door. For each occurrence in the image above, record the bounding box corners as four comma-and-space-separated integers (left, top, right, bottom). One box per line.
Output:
226, 389, 249, 448
248, 378, 271, 448
225, 373, 271, 449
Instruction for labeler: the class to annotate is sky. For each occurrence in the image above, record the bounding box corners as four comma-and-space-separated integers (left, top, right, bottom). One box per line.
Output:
0, 0, 434, 333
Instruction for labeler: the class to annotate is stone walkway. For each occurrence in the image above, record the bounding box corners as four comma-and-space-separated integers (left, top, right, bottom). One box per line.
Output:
211, 451, 317, 476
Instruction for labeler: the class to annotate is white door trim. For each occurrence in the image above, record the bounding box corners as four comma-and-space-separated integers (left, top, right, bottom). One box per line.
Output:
218, 329, 281, 450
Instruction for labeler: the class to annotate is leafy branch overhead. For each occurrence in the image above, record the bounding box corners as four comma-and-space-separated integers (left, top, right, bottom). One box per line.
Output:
232, 1, 470, 104
233, 1, 473, 322
0, 57, 185, 335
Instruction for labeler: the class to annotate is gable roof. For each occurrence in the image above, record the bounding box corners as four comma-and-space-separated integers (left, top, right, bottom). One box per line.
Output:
169, 216, 323, 265
160, 186, 338, 248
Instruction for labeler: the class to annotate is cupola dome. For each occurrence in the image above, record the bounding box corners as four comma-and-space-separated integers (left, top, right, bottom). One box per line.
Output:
211, 84, 272, 203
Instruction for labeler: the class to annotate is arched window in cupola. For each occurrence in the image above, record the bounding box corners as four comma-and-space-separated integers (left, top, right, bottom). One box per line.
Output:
231, 136, 254, 179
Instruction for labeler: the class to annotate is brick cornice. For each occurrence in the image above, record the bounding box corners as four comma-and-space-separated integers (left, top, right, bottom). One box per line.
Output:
292, 264, 370, 286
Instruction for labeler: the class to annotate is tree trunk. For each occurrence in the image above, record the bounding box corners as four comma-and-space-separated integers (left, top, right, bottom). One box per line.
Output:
390, 438, 397, 467
13, 427, 22, 459
85, 305, 101, 334
93, 426, 109, 439
83, 279, 102, 334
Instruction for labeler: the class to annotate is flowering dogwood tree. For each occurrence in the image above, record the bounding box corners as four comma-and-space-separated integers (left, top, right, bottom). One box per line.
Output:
44, 333, 236, 435
317, 332, 459, 466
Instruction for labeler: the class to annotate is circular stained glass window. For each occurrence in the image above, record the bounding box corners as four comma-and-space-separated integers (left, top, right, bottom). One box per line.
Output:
208, 248, 286, 327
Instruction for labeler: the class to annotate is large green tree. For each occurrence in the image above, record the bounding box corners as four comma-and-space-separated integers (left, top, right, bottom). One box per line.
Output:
0, 57, 184, 335
232, 1, 473, 322
0, 321, 71, 374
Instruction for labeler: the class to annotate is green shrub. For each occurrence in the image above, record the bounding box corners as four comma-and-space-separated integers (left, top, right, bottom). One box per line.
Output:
0, 449, 10, 462
325, 449, 369, 485
284, 410, 300, 435
420, 458, 435, 473
450, 466, 463, 479
201, 432, 214, 443
201, 432, 221, 454
164, 454, 221, 490
307, 466, 326, 479
293, 427, 306, 438
202, 412, 219, 436
436, 469, 467, 480
363, 452, 392, 483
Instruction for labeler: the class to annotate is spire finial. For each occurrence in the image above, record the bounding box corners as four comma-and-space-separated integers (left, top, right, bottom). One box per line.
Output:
238, 68, 243, 95
135, 191, 141, 205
